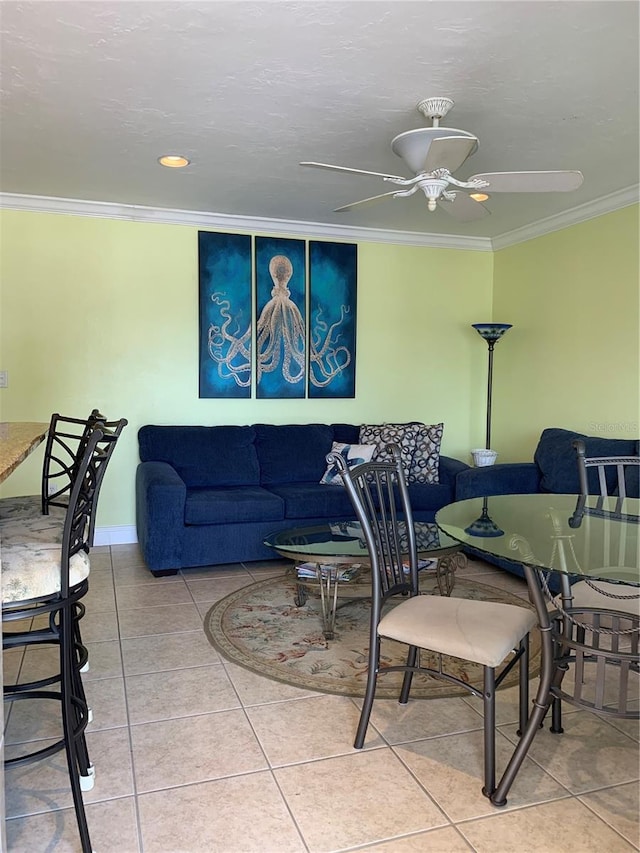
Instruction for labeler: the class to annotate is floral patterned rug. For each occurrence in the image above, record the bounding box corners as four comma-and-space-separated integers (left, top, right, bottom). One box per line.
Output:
204, 574, 540, 699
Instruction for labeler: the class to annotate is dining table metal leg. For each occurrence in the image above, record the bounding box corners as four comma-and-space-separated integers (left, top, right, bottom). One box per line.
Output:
490, 563, 556, 806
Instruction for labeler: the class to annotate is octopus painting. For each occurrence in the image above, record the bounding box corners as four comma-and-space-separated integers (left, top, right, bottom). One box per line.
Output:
199, 231, 357, 399
256, 253, 307, 394
199, 231, 252, 398
254, 237, 307, 398
308, 240, 357, 399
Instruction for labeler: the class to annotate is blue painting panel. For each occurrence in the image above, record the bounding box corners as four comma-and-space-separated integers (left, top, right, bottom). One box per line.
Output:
255, 236, 306, 399
308, 241, 357, 398
199, 231, 252, 398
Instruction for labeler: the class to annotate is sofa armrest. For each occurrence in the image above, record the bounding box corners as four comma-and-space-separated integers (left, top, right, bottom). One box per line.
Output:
456, 462, 541, 500
135, 461, 187, 570
439, 455, 471, 487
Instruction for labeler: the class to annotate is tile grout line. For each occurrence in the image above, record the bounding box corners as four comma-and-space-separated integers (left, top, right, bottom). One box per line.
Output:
108, 546, 145, 853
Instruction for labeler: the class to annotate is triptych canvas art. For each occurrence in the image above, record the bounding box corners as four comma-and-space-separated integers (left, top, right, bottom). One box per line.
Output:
198, 231, 357, 399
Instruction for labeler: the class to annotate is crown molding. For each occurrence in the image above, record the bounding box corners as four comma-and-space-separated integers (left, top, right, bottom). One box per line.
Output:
0, 192, 493, 251
491, 184, 639, 251
3, 186, 636, 252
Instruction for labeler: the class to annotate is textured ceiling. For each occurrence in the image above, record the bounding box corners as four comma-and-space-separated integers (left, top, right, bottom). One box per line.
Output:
1, 1, 638, 239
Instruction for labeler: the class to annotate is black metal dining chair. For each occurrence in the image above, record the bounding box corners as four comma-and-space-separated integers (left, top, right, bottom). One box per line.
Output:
329, 443, 537, 798
569, 438, 640, 612
546, 440, 640, 732
3, 422, 126, 853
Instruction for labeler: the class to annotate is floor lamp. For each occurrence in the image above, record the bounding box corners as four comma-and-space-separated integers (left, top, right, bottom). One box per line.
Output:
472, 323, 512, 451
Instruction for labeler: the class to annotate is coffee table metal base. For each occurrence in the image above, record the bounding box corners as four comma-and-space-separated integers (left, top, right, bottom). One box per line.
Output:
292, 552, 465, 640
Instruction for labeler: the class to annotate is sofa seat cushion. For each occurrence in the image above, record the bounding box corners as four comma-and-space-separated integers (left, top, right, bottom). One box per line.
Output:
256, 424, 335, 485
534, 428, 638, 494
138, 425, 260, 488
185, 487, 284, 525
267, 483, 355, 519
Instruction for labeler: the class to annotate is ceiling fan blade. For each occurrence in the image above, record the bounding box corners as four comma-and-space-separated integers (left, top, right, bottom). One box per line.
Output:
468, 171, 584, 192
437, 192, 490, 222
300, 161, 406, 182
423, 136, 479, 174
334, 191, 400, 212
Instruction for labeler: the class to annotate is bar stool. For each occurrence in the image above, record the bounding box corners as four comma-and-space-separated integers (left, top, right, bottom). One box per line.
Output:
3, 423, 125, 853
0, 409, 106, 529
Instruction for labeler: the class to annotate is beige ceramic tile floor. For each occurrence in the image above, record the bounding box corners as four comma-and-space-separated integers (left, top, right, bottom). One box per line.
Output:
3, 545, 639, 852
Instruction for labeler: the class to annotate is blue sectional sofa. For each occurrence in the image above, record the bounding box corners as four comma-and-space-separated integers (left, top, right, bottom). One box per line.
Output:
455, 427, 640, 583
136, 422, 469, 576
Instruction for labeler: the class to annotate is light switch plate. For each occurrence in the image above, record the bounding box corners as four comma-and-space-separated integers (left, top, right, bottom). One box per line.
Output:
0, 371, 7, 388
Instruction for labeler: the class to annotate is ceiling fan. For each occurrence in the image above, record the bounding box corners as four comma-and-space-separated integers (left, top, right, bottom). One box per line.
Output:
300, 97, 584, 221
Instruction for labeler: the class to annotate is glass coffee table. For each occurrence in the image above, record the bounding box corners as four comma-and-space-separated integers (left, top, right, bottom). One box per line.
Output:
264, 520, 466, 639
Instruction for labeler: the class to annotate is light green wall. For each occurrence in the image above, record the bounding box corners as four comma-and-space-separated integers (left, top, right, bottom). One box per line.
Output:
0, 210, 493, 530
492, 205, 640, 460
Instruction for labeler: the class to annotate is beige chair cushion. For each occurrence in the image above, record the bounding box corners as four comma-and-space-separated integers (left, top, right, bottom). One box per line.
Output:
568, 580, 640, 617
378, 595, 538, 669
2, 540, 90, 604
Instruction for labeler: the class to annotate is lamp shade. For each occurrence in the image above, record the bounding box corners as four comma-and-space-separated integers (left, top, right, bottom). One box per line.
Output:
472, 323, 512, 346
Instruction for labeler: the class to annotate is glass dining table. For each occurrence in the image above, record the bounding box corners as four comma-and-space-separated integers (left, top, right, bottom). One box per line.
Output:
436, 493, 639, 806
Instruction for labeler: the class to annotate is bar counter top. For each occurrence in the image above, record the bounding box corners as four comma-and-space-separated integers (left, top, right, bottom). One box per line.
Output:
0, 422, 48, 484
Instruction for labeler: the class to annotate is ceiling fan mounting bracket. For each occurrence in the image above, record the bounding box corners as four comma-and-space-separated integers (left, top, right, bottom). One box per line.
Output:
417, 97, 454, 126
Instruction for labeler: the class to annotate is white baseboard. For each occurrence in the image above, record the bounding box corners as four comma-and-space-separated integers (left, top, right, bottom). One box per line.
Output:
94, 525, 138, 546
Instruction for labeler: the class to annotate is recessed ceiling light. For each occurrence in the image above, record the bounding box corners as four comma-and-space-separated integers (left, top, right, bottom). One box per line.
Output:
158, 155, 190, 168
469, 192, 489, 202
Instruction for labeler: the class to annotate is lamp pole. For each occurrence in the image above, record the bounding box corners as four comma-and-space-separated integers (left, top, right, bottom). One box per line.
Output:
472, 324, 512, 450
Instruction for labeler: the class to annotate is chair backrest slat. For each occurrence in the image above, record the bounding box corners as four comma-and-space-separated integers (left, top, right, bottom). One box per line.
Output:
327, 443, 418, 611
573, 439, 640, 499
42, 409, 106, 514
60, 418, 127, 596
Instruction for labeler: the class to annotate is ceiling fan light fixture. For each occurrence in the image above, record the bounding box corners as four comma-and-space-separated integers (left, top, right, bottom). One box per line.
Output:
419, 178, 450, 211
158, 154, 190, 168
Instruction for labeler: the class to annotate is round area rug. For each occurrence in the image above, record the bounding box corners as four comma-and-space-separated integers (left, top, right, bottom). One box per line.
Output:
204, 574, 540, 699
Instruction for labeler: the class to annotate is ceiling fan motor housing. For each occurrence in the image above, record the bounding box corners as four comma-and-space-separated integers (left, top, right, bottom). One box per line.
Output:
391, 127, 478, 174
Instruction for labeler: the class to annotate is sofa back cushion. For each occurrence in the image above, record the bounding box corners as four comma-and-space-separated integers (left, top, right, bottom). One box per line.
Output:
138, 425, 259, 487
331, 423, 361, 444
534, 427, 638, 494
255, 424, 335, 485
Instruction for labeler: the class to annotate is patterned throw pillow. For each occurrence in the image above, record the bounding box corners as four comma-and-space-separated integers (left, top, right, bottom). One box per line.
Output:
358, 423, 419, 479
409, 422, 444, 484
319, 442, 377, 486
